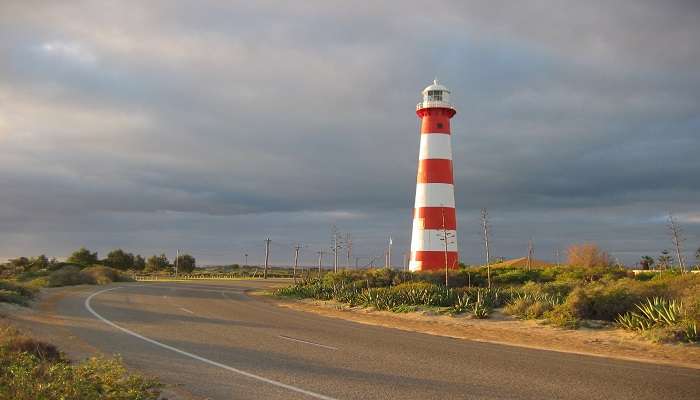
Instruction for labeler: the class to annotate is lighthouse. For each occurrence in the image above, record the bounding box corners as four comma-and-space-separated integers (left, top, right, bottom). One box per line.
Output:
409, 80, 458, 271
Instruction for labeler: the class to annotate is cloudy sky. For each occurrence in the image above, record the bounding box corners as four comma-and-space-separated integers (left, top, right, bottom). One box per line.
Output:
1, 1, 699, 266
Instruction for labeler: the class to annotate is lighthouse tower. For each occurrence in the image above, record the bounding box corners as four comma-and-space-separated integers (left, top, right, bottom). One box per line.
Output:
409, 80, 458, 271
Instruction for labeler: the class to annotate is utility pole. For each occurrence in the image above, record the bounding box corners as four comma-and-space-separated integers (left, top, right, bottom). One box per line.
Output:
317, 250, 324, 276
345, 233, 352, 269
554, 248, 560, 267
293, 244, 301, 283
244, 253, 248, 267
263, 238, 271, 279
331, 225, 341, 273
388, 236, 393, 269
403, 252, 408, 271
668, 212, 686, 271
526, 240, 533, 272
481, 208, 492, 288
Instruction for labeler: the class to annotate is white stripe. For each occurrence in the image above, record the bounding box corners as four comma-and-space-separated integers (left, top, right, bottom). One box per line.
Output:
179, 307, 194, 314
419, 133, 452, 160
414, 183, 455, 208
85, 287, 337, 400
408, 260, 422, 271
278, 335, 338, 350
410, 228, 459, 252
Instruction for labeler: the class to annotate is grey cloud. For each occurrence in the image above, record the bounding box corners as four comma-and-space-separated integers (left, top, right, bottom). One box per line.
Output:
1, 1, 699, 264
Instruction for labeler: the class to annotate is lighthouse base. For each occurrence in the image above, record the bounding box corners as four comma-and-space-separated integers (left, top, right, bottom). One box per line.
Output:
409, 251, 459, 272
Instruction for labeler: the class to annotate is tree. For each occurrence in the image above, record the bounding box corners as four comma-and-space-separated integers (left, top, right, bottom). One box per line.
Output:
695, 246, 700, 270
667, 213, 686, 271
175, 254, 196, 274
145, 254, 169, 273
134, 255, 146, 271
639, 255, 654, 270
104, 249, 135, 270
67, 247, 98, 267
481, 208, 492, 288
566, 243, 611, 268
658, 249, 673, 270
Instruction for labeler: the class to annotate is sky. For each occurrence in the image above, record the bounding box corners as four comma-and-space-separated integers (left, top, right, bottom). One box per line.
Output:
1, 1, 699, 267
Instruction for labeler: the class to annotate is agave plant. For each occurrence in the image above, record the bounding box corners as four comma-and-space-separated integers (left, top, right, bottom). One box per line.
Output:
635, 297, 684, 326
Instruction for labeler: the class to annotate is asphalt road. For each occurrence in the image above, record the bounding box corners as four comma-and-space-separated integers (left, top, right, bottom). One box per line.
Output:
49, 280, 698, 399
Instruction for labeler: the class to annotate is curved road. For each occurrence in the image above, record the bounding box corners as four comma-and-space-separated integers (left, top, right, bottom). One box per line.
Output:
48, 280, 698, 399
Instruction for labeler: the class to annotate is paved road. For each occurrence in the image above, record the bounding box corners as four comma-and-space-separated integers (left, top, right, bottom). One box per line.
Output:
49, 280, 698, 399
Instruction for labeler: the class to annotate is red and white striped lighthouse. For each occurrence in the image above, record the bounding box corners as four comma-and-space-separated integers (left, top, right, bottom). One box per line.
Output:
409, 80, 458, 271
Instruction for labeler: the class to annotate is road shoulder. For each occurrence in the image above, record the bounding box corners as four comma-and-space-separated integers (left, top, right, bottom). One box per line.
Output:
1, 285, 205, 400
257, 292, 700, 370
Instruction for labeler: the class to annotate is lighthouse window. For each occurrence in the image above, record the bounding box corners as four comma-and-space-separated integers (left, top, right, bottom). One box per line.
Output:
436, 123, 444, 129
427, 90, 443, 101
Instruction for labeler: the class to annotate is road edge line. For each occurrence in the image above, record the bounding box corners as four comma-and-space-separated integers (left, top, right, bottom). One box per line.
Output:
85, 286, 338, 400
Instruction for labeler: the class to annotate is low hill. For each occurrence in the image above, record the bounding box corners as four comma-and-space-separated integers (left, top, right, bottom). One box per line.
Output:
487, 257, 556, 269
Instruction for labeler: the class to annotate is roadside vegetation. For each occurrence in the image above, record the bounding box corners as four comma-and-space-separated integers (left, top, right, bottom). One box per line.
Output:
275, 243, 700, 343
0, 321, 161, 400
0, 247, 202, 305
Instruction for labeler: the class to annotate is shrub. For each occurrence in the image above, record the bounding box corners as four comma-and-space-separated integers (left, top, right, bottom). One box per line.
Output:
504, 288, 564, 319
0, 323, 161, 400
617, 298, 698, 343
546, 305, 581, 329
47, 266, 95, 287
0, 325, 61, 362
0, 281, 35, 305
83, 266, 133, 285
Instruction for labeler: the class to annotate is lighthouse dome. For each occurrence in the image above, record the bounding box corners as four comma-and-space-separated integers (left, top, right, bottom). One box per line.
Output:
417, 79, 455, 113
421, 79, 450, 95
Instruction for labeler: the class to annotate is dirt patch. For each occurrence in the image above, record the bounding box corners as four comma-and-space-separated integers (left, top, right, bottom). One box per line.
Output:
263, 295, 700, 370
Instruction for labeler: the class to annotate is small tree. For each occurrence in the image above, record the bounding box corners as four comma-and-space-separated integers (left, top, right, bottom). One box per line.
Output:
67, 247, 98, 267
695, 246, 700, 270
175, 254, 196, 274
145, 254, 170, 273
566, 243, 611, 268
104, 249, 135, 270
639, 255, 654, 270
658, 249, 673, 270
134, 255, 146, 271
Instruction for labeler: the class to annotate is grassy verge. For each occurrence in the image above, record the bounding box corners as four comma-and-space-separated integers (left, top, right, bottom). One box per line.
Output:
0, 265, 135, 309
0, 322, 161, 400
0, 281, 36, 306
274, 268, 700, 343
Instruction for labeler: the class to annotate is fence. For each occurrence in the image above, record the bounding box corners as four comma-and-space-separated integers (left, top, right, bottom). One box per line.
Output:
134, 271, 295, 281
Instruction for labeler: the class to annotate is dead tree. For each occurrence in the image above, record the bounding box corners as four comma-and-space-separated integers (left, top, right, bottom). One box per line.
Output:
481, 208, 492, 288
668, 213, 686, 271
439, 207, 456, 287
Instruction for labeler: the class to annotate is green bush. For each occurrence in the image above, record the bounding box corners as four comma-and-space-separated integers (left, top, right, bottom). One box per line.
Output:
617, 297, 698, 343
0, 324, 161, 400
47, 266, 95, 287
0, 281, 35, 305
83, 266, 133, 285
546, 305, 581, 329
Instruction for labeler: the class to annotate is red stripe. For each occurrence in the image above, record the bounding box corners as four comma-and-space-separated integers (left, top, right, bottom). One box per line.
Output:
412, 251, 459, 271
417, 159, 453, 184
414, 207, 456, 230
417, 108, 453, 133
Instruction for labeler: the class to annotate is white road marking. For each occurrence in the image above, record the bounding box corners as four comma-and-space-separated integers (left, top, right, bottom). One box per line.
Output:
85, 287, 338, 400
278, 335, 338, 350
179, 307, 194, 314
